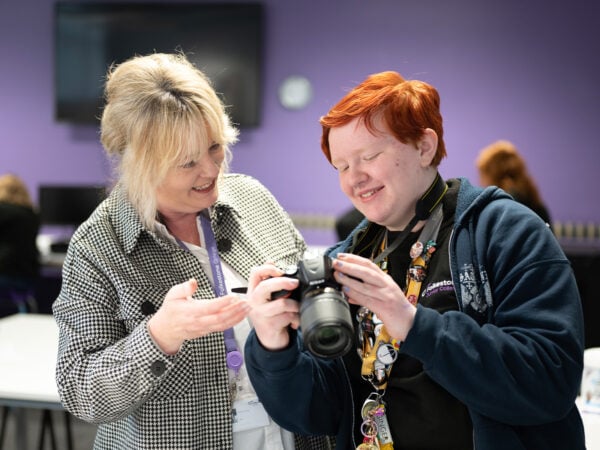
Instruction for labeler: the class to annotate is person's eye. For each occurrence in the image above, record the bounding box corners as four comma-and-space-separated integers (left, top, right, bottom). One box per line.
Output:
364, 152, 382, 161
209, 142, 222, 153
178, 160, 197, 169
332, 162, 348, 172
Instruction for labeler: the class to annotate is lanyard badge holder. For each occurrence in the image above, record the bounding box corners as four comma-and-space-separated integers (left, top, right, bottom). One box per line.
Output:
198, 214, 243, 393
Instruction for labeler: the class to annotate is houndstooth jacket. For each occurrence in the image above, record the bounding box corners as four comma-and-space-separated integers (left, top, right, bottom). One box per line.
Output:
53, 174, 333, 450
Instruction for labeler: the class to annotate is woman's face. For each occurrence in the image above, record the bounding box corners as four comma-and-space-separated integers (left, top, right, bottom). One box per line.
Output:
155, 141, 225, 220
329, 116, 432, 231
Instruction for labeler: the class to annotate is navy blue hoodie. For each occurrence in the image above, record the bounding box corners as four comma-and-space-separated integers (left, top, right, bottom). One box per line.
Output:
245, 178, 585, 449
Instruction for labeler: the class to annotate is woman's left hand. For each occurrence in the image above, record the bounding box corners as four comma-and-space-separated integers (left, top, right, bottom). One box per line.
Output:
332, 253, 417, 342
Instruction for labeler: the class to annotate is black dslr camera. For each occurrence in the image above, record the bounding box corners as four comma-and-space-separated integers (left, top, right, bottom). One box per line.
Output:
272, 254, 354, 359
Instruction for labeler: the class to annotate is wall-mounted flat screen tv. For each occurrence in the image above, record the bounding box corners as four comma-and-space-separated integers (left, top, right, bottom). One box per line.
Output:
54, 2, 264, 127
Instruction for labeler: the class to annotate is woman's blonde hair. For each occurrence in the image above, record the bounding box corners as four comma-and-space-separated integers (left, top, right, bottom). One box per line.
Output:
100, 52, 239, 228
0, 173, 34, 208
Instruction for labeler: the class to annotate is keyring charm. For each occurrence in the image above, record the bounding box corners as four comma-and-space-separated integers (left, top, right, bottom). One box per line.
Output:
360, 418, 378, 438
361, 397, 380, 420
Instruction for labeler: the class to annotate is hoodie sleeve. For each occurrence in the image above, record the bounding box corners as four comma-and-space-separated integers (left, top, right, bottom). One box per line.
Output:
244, 328, 350, 436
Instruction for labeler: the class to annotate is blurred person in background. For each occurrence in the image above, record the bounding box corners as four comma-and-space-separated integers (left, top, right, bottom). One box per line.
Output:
476, 139, 551, 225
0, 173, 40, 316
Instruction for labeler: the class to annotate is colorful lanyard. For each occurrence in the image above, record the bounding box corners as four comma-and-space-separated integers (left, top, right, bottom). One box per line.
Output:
359, 203, 444, 388
356, 203, 444, 450
198, 214, 243, 375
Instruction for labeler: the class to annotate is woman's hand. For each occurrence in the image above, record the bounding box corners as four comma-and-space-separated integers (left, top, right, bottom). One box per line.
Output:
245, 264, 302, 351
332, 253, 417, 342
147, 278, 251, 355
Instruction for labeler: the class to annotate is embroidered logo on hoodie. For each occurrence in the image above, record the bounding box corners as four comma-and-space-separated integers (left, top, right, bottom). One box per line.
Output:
459, 263, 492, 314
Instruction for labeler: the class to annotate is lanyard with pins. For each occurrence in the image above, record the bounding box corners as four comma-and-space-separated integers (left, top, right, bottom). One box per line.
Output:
355, 175, 447, 450
359, 203, 444, 389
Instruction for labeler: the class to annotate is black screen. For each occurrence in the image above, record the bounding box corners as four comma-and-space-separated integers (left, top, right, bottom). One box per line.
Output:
38, 185, 107, 226
54, 2, 264, 127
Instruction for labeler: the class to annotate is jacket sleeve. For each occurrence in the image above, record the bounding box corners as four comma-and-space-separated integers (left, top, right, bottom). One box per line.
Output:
402, 199, 584, 426
244, 329, 349, 436
53, 245, 176, 424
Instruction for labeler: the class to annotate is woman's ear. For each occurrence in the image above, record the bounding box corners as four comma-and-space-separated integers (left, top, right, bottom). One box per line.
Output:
417, 128, 438, 167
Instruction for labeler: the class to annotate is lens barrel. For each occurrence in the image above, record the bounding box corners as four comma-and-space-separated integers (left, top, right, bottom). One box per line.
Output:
299, 287, 354, 359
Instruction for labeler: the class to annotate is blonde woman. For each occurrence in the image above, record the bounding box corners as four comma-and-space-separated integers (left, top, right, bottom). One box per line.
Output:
53, 53, 331, 450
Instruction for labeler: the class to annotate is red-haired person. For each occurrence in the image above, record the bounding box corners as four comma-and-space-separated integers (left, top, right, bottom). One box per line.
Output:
244, 72, 585, 450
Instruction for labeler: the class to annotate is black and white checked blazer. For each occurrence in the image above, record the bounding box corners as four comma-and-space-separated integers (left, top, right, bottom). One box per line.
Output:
53, 174, 333, 449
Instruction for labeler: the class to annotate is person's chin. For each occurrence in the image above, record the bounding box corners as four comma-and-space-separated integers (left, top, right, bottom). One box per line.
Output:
191, 188, 218, 208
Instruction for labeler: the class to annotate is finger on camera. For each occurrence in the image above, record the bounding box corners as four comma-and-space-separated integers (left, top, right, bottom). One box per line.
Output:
333, 268, 371, 294
259, 276, 299, 298
261, 297, 300, 315
333, 257, 375, 280
336, 252, 376, 267
249, 264, 283, 282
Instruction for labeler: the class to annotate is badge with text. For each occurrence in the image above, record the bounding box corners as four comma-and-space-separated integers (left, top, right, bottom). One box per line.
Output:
232, 397, 270, 433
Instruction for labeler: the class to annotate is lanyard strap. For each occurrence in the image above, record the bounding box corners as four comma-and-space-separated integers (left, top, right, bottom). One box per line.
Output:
198, 214, 243, 374
360, 202, 445, 391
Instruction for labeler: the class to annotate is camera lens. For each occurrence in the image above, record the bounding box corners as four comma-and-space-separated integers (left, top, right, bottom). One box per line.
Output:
299, 287, 354, 359
315, 327, 341, 345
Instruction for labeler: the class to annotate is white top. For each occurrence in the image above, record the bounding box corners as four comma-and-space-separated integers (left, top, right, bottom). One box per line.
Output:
154, 217, 294, 450
183, 240, 295, 450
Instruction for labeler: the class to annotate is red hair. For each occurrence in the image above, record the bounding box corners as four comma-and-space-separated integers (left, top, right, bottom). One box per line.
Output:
320, 71, 447, 166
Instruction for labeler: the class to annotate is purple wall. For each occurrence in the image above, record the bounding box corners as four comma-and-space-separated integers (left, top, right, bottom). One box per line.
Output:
1, 0, 599, 246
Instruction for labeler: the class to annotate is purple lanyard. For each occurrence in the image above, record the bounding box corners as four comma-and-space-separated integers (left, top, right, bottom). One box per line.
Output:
198, 214, 243, 374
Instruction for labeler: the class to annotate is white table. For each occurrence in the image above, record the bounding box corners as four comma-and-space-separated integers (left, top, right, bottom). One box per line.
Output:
578, 397, 600, 450
1, 314, 596, 449
0, 313, 71, 449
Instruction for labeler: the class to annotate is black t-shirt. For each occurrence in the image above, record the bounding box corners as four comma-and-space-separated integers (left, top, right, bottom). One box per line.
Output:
342, 182, 473, 449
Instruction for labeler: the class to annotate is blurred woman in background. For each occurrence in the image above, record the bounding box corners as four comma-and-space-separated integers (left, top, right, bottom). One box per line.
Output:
476, 139, 551, 224
0, 173, 40, 316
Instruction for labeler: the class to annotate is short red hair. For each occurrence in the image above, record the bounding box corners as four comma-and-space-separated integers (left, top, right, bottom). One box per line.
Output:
320, 71, 447, 166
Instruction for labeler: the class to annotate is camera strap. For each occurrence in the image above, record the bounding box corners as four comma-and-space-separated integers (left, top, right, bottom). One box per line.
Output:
372, 172, 447, 265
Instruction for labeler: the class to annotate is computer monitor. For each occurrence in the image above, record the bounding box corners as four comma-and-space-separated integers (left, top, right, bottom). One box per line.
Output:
38, 185, 107, 227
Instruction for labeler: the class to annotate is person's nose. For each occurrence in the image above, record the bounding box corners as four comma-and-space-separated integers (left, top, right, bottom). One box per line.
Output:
197, 153, 222, 178
346, 164, 368, 189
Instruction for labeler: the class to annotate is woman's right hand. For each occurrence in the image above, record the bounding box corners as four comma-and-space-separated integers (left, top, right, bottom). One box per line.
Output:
147, 278, 251, 355
245, 264, 302, 351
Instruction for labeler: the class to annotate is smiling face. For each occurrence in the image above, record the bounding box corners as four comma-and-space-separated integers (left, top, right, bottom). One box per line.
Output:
329, 115, 437, 231
155, 140, 225, 222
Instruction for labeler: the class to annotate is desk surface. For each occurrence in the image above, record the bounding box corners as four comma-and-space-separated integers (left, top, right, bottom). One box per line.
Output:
0, 314, 598, 447
579, 397, 600, 450
0, 313, 61, 407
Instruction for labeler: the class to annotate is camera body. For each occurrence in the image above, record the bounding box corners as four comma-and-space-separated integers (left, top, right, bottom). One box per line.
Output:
272, 254, 354, 359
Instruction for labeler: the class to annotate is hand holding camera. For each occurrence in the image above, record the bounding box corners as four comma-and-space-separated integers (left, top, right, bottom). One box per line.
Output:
270, 255, 354, 359
246, 255, 354, 359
